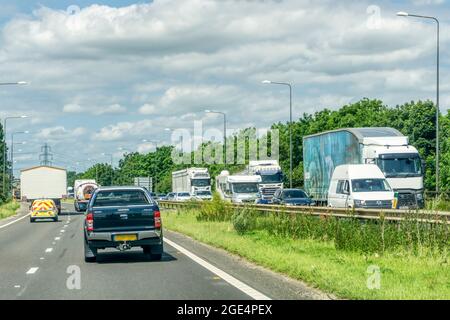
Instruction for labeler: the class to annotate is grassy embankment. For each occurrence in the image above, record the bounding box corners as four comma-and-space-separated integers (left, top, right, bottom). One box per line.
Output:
162, 197, 449, 300
0, 201, 20, 220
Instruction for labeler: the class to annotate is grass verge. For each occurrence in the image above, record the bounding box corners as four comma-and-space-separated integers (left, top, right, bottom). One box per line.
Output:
162, 210, 450, 300
0, 201, 20, 220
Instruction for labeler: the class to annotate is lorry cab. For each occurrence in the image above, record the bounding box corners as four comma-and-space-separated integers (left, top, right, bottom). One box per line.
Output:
216, 171, 262, 203
328, 164, 395, 209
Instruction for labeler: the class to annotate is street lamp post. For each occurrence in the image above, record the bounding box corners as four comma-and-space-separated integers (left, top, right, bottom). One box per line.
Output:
397, 12, 440, 194
205, 110, 227, 165
10, 135, 27, 193
2, 116, 28, 196
262, 80, 293, 188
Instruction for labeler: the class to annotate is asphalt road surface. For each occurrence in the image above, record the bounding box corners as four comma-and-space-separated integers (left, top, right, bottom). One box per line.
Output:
0, 202, 329, 300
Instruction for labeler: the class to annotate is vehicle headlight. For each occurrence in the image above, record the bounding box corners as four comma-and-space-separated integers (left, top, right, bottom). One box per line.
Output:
234, 198, 243, 203
354, 200, 365, 206
286, 203, 295, 207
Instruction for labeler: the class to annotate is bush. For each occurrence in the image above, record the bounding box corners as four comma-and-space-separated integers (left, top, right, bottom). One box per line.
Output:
196, 192, 233, 222
232, 207, 257, 235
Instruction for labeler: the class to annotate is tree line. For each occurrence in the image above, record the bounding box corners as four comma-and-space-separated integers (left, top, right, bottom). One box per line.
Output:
69, 98, 448, 193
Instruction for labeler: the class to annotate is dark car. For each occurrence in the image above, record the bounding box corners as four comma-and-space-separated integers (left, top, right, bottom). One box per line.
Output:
272, 189, 315, 206
83, 186, 163, 262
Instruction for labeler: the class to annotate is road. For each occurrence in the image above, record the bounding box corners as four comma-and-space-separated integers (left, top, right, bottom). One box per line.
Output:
0, 202, 328, 300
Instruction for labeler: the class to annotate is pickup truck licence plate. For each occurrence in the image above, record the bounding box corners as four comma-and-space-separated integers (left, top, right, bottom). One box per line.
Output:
115, 234, 137, 242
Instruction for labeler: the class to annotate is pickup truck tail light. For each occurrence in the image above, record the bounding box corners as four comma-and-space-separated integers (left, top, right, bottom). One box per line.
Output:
86, 212, 94, 232
154, 210, 161, 229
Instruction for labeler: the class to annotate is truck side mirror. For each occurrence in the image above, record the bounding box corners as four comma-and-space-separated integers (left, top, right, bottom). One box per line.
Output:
421, 160, 426, 174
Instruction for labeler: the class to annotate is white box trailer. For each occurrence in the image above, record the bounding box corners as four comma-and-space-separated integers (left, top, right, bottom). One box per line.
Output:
20, 166, 67, 213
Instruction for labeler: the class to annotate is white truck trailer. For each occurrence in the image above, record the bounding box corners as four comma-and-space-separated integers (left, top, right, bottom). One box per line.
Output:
74, 179, 99, 212
247, 160, 283, 201
303, 127, 424, 208
215, 170, 262, 203
172, 168, 212, 200
20, 166, 67, 213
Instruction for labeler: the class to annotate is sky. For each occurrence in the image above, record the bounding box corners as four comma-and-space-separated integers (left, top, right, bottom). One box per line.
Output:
0, 0, 449, 174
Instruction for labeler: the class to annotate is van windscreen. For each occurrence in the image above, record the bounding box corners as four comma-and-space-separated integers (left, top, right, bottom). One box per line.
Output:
351, 179, 391, 193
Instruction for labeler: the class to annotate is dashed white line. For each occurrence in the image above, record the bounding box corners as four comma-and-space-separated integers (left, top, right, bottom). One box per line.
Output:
164, 238, 271, 300
60, 229, 65, 233
55, 237, 61, 240
26, 267, 39, 275
45, 248, 53, 253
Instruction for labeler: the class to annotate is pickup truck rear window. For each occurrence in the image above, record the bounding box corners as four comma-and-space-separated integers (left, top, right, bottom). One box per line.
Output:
93, 190, 150, 207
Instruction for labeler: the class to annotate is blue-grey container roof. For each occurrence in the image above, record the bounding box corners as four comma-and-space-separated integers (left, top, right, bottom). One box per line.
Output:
303, 127, 404, 143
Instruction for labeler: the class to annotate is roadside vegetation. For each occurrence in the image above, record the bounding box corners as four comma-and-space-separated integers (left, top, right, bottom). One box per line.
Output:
162, 196, 449, 299
0, 201, 20, 220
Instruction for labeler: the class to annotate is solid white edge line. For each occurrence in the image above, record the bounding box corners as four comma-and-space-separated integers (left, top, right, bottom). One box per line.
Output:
0, 213, 30, 230
26, 267, 38, 274
164, 238, 271, 300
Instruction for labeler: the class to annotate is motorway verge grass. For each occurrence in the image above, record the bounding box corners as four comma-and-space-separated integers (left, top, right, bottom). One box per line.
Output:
162, 210, 450, 300
0, 201, 20, 220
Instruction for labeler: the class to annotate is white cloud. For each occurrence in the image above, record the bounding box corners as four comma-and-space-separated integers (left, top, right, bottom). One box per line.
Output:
138, 104, 158, 115
0, 0, 449, 171
62, 103, 126, 115
94, 119, 153, 141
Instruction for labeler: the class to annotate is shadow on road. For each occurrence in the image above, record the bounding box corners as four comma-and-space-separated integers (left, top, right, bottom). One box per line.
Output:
95, 250, 176, 264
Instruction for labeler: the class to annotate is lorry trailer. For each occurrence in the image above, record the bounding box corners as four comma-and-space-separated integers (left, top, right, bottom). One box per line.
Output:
20, 166, 67, 213
74, 179, 99, 212
303, 127, 424, 208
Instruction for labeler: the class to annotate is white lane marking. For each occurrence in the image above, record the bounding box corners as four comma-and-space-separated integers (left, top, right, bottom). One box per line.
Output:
0, 213, 30, 230
55, 237, 61, 241
60, 229, 65, 233
45, 248, 53, 253
14, 285, 20, 288
26, 267, 39, 275
40, 257, 44, 260
64, 225, 68, 228
164, 238, 271, 300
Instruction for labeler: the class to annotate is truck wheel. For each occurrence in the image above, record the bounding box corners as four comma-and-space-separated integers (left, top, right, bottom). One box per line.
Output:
84, 238, 97, 263
53, 216, 59, 222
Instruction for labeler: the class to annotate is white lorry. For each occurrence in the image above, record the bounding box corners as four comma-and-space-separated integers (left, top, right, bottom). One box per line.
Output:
327, 164, 395, 209
172, 168, 212, 200
20, 166, 67, 213
74, 179, 99, 212
247, 160, 283, 201
304, 127, 424, 208
215, 170, 262, 203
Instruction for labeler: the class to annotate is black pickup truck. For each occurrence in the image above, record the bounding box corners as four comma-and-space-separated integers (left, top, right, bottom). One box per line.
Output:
83, 186, 163, 262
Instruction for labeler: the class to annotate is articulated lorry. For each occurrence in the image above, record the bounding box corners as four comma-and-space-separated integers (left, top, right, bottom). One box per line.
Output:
74, 179, 99, 212
247, 160, 283, 201
215, 170, 261, 203
172, 168, 212, 200
303, 127, 424, 208
20, 166, 67, 213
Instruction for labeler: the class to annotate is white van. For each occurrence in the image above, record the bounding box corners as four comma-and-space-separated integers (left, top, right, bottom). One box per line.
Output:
327, 164, 395, 209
